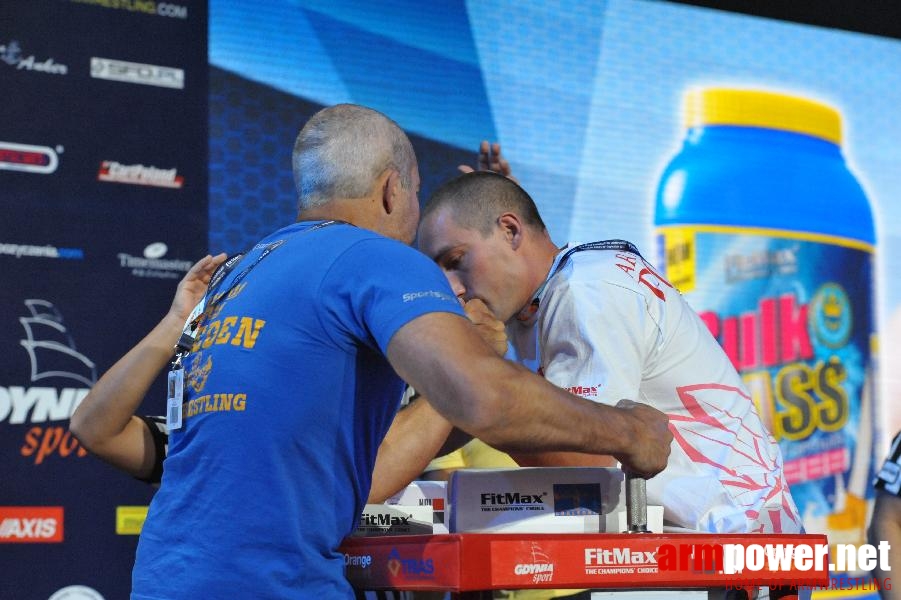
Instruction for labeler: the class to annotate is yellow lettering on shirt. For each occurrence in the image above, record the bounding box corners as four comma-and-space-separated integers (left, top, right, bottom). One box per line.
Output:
196, 315, 266, 350
182, 391, 249, 419
230, 317, 266, 348
215, 316, 238, 345
201, 321, 220, 349
226, 282, 247, 300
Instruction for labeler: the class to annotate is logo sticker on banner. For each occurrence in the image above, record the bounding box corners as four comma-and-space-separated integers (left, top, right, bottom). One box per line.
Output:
2, 300, 93, 466
0, 141, 60, 174
116, 506, 149, 535
98, 161, 184, 188
48, 585, 105, 600
117, 243, 192, 279
68, 0, 188, 20
19, 299, 96, 387
0, 506, 64, 543
91, 57, 184, 89
512, 542, 556, 585
0, 39, 68, 75
0, 242, 83, 260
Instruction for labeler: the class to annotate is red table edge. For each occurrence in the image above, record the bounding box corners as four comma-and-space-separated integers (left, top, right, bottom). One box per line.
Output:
341, 532, 831, 592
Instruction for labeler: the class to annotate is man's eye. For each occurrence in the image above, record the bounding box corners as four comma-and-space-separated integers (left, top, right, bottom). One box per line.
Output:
444, 255, 462, 270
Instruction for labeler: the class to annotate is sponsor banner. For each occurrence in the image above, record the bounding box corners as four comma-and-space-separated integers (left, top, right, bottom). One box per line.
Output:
98, 161, 184, 188
91, 57, 184, 89
342, 536, 461, 590
1, 297, 95, 466
0, 506, 64, 543
1, 1, 207, 599
507, 541, 557, 586
0, 141, 60, 174
117, 242, 193, 279
0, 39, 68, 75
0, 242, 83, 260
68, 0, 189, 20
116, 506, 149, 535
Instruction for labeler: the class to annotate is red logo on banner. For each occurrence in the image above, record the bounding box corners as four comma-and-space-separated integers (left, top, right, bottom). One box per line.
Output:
0, 506, 64, 543
387, 556, 401, 576
0, 141, 59, 174
97, 160, 184, 188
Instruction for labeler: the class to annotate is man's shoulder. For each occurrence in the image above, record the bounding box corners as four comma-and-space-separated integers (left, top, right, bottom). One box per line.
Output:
548, 243, 680, 309
316, 226, 447, 288
342, 231, 436, 272
330, 224, 413, 251
290, 222, 423, 263
555, 244, 642, 287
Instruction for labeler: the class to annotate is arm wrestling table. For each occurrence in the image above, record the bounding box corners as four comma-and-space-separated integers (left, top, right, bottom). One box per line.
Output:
340, 531, 829, 599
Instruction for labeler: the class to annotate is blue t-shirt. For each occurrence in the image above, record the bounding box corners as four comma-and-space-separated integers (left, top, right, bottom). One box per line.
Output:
131, 221, 464, 599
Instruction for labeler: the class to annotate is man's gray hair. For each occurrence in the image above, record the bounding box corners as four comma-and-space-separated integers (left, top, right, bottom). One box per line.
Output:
292, 104, 416, 212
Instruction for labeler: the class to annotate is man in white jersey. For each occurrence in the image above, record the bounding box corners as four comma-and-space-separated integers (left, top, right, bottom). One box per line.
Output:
418, 169, 803, 536
868, 430, 901, 600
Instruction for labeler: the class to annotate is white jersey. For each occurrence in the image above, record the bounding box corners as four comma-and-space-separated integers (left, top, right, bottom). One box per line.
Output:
508, 242, 802, 534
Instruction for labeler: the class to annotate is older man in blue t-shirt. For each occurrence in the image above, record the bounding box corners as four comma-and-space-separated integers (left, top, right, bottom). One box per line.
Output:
115, 104, 674, 599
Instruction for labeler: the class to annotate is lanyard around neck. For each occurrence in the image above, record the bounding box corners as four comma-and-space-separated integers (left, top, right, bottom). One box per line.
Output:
174, 219, 347, 357
516, 239, 642, 322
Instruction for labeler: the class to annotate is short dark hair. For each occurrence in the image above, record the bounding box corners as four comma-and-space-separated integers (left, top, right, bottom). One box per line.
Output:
422, 171, 546, 236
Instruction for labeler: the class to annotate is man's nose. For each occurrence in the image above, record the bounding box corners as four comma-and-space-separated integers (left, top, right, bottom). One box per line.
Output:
444, 272, 466, 299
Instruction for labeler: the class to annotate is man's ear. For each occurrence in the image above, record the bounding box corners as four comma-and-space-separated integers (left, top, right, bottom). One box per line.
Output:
381, 169, 400, 215
497, 212, 524, 250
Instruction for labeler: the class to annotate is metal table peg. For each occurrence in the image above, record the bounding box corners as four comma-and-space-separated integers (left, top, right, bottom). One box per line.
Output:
625, 472, 649, 533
